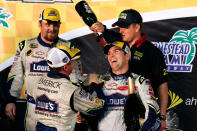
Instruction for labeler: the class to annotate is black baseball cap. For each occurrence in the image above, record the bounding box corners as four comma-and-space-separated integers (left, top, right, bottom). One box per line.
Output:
112, 9, 142, 28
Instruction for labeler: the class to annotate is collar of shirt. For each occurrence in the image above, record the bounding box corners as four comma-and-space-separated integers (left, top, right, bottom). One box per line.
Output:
109, 67, 132, 80
134, 34, 147, 48
37, 33, 59, 47
47, 71, 70, 80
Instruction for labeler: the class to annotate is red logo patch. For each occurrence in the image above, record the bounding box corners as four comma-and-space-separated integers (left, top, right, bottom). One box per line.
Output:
117, 86, 128, 91
35, 51, 45, 55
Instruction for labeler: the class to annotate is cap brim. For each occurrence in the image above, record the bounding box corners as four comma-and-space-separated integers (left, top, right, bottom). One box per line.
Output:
112, 21, 131, 28
44, 19, 60, 23
104, 45, 114, 54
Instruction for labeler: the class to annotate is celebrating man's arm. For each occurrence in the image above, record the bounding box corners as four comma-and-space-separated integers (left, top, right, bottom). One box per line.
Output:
90, 22, 122, 44
158, 82, 168, 131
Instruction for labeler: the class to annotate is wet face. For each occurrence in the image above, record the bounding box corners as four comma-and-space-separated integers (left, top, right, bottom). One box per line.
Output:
107, 46, 128, 73
119, 24, 139, 44
39, 20, 60, 44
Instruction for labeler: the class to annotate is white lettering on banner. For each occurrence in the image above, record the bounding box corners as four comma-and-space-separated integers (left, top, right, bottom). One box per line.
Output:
152, 41, 194, 72
185, 97, 197, 106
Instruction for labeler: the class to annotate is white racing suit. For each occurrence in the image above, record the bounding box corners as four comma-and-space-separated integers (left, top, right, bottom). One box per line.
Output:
97, 70, 161, 131
26, 71, 104, 131
5, 34, 86, 130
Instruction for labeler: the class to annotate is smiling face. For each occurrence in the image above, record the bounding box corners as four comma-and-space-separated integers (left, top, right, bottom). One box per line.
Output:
107, 46, 130, 74
39, 20, 61, 44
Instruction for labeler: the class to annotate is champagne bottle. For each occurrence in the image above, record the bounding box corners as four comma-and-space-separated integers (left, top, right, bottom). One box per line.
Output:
128, 77, 135, 94
75, 0, 97, 27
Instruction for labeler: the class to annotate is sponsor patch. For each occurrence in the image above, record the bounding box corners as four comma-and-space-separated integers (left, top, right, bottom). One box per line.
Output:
63, 57, 69, 63
30, 60, 50, 73
94, 98, 100, 105
133, 51, 143, 60
106, 94, 127, 107
26, 49, 33, 56
36, 94, 58, 113
138, 76, 146, 85
35, 51, 44, 55
16, 50, 20, 56
107, 82, 118, 88
29, 43, 38, 48
18, 40, 26, 52
117, 86, 128, 91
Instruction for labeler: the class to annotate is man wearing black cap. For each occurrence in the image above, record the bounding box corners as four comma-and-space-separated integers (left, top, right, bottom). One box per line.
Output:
80, 41, 161, 131
90, 9, 168, 130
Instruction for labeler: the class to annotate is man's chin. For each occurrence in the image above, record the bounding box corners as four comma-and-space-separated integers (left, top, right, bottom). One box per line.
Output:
110, 63, 118, 69
46, 35, 58, 41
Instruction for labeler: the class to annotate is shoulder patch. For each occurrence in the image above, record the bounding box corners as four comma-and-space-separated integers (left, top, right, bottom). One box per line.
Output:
26, 49, 33, 56
18, 40, 26, 52
137, 75, 146, 85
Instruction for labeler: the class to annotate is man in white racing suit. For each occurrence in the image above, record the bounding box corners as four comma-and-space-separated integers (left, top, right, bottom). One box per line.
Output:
5, 8, 85, 130
26, 45, 104, 131
86, 41, 161, 131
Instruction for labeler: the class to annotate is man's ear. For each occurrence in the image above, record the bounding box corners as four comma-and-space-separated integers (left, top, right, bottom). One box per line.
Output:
135, 24, 141, 32
63, 65, 67, 71
38, 21, 42, 29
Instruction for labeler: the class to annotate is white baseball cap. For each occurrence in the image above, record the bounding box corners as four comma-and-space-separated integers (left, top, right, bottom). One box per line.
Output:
47, 45, 80, 68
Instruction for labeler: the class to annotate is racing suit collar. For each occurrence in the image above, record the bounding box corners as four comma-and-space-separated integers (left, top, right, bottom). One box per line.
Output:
47, 71, 70, 80
37, 33, 59, 47
110, 67, 132, 80
134, 34, 147, 48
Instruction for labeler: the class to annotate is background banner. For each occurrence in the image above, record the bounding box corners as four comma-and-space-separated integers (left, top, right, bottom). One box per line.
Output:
0, 0, 197, 130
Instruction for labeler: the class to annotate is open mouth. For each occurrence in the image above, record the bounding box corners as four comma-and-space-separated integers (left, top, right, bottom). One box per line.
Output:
111, 59, 117, 63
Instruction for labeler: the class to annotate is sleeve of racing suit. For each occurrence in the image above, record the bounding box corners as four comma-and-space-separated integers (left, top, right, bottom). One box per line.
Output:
135, 75, 160, 121
5, 40, 26, 103
72, 88, 105, 116
136, 75, 161, 130
99, 26, 122, 44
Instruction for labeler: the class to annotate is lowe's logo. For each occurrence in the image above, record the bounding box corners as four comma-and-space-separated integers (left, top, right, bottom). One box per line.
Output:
153, 28, 197, 72
106, 93, 127, 107
36, 94, 58, 113
30, 60, 50, 73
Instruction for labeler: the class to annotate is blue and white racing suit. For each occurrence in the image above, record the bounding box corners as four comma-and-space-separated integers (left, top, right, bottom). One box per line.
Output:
97, 70, 161, 131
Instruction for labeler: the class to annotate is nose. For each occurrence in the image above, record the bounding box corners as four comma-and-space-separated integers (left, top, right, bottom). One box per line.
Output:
48, 24, 56, 31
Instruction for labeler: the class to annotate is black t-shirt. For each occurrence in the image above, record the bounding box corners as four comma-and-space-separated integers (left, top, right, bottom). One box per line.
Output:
129, 35, 167, 90
102, 29, 168, 92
